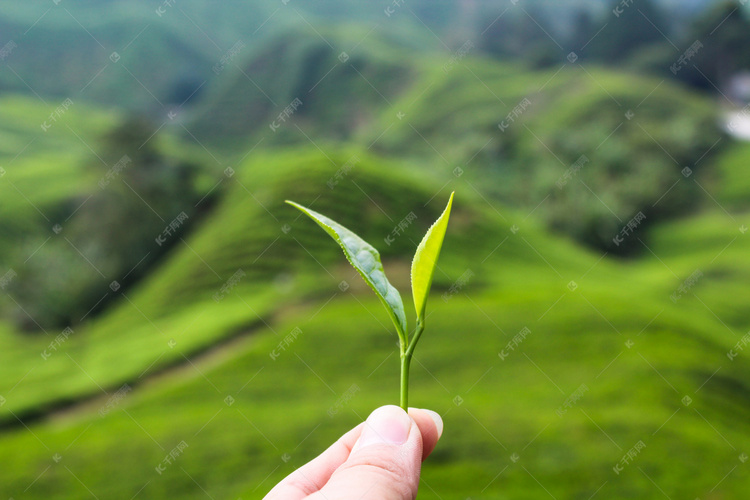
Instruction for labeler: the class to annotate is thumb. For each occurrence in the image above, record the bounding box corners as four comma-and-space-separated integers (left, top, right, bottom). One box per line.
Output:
311, 405, 424, 500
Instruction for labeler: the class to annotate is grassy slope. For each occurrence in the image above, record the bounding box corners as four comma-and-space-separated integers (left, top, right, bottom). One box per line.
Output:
714, 141, 750, 209
0, 146, 494, 420
1, 144, 749, 498
0, 94, 254, 419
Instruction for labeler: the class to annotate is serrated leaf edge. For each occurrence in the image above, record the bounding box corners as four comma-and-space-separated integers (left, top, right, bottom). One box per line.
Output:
410, 191, 454, 323
286, 200, 408, 343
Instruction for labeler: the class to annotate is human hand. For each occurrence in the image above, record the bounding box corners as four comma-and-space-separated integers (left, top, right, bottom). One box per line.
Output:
265, 405, 444, 499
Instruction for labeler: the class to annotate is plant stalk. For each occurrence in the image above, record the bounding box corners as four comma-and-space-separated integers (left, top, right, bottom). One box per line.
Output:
399, 320, 425, 411
400, 352, 411, 410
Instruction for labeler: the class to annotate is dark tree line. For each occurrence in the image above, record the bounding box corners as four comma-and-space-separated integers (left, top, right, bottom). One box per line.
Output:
478, 0, 750, 93
9, 118, 203, 331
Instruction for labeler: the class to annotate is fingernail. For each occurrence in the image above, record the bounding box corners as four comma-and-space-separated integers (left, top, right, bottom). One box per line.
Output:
356, 405, 411, 449
422, 409, 444, 439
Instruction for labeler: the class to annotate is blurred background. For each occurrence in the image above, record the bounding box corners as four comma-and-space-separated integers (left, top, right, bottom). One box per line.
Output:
1, 0, 749, 498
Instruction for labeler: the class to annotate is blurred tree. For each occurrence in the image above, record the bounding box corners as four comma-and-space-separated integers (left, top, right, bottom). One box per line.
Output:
590, 0, 670, 63
567, 9, 598, 60
478, 7, 561, 68
10, 117, 202, 331
675, 1, 750, 91
72, 115, 200, 280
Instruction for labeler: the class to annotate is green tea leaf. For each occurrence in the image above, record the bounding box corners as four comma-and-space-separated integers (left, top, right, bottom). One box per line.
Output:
286, 201, 408, 343
411, 192, 454, 324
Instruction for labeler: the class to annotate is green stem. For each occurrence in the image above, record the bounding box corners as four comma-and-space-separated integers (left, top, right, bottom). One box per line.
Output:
405, 320, 425, 358
399, 320, 425, 411
400, 352, 411, 410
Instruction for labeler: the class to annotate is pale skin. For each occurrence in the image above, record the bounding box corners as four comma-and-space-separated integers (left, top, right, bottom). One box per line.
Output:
265, 405, 444, 500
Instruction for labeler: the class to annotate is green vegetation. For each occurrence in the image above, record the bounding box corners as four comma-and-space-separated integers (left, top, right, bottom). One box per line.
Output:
673, 1, 750, 91
715, 142, 750, 207
0, 94, 119, 268
364, 59, 719, 251
2, 145, 750, 498
6, 116, 206, 330
187, 27, 721, 251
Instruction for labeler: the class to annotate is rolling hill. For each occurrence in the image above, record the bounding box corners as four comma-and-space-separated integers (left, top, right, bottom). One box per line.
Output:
187, 26, 722, 253
1, 144, 749, 499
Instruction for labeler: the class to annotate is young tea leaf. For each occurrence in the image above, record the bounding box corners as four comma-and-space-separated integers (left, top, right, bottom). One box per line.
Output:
286, 201, 408, 343
411, 192, 454, 324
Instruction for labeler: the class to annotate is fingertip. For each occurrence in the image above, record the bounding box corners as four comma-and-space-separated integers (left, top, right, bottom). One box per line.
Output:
355, 405, 412, 450
322, 405, 423, 498
408, 407, 443, 460
421, 409, 443, 439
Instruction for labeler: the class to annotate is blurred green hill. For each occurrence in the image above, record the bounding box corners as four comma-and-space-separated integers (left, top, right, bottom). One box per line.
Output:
0, 12, 214, 109
0, 0, 731, 110
189, 26, 721, 251
0, 2, 437, 111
